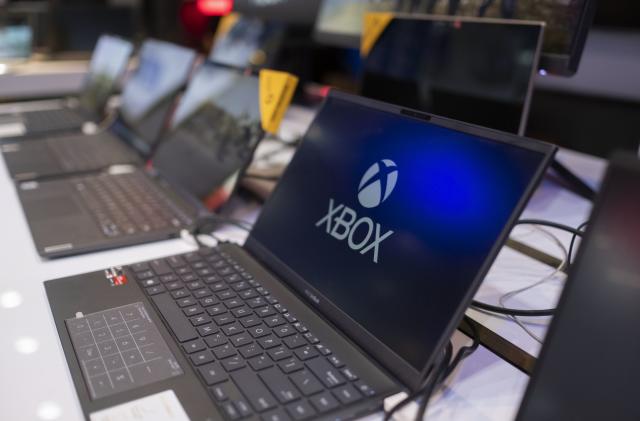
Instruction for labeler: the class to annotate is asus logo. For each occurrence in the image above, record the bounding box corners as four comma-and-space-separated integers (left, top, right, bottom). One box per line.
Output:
315, 160, 397, 264
304, 289, 320, 305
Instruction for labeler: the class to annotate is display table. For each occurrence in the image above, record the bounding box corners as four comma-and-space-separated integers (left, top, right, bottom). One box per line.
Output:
0, 105, 605, 421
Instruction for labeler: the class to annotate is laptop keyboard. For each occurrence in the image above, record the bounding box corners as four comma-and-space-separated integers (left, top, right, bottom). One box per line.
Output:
130, 248, 376, 420
24, 108, 85, 133
71, 171, 194, 238
49, 134, 136, 173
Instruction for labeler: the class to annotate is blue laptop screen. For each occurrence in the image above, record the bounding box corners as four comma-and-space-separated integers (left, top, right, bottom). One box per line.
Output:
250, 95, 547, 370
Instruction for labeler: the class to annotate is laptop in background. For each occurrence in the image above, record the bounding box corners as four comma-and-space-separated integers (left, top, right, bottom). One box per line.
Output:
516, 153, 640, 421
17, 64, 266, 258
1, 39, 196, 182
0, 35, 133, 139
45, 91, 555, 420
360, 15, 544, 135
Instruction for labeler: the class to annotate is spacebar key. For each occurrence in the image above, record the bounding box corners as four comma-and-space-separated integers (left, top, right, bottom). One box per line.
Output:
152, 293, 198, 343
231, 368, 278, 412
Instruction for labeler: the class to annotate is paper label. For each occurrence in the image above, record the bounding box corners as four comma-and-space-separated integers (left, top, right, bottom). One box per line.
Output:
90, 390, 190, 421
361, 12, 394, 58
259, 70, 299, 135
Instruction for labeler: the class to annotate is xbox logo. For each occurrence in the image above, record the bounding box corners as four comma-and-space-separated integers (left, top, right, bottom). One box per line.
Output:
357, 159, 398, 209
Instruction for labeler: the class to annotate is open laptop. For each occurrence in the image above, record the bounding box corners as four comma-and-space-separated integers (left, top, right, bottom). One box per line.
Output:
17, 64, 266, 259
45, 91, 555, 420
360, 14, 544, 135
1, 39, 196, 182
0, 35, 133, 140
516, 153, 640, 421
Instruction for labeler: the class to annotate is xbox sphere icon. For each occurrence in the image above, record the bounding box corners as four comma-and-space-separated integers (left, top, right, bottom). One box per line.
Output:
357, 159, 398, 209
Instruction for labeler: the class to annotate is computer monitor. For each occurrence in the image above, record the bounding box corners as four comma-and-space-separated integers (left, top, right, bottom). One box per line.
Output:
361, 15, 544, 135
314, 0, 402, 48
209, 16, 286, 69
413, 0, 596, 76
232, 0, 322, 25
515, 153, 640, 421
0, 25, 32, 60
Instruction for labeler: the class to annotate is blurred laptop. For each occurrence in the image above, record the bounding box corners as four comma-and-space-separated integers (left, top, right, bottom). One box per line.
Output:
516, 153, 640, 421
45, 91, 554, 420
1, 39, 195, 182
0, 34, 133, 139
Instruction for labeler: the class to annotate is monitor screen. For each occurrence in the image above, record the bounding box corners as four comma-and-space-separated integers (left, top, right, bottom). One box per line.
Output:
413, 0, 595, 75
361, 17, 543, 135
249, 93, 549, 374
209, 17, 285, 69
516, 156, 640, 421
0, 25, 32, 59
314, 0, 401, 48
232, 0, 322, 25
120, 40, 195, 127
152, 64, 262, 201
78, 35, 133, 113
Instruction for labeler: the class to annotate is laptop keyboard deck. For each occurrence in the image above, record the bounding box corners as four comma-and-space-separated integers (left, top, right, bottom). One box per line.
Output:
24, 108, 85, 134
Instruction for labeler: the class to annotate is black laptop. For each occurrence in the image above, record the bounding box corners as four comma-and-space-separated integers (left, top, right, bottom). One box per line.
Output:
17, 63, 266, 259
0, 34, 133, 139
516, 153, 640, 421
45, 91, 555, 420
1, 39, 196, 182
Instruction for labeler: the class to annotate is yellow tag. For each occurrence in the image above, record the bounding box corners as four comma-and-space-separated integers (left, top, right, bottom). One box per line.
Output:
361, 12, 394, 58
259, 70, 299, 135
213, 12, 240, 45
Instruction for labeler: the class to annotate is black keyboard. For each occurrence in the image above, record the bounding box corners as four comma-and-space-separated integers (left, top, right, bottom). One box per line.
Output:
71, 171, 194, 238
49, 134, 136, 173
24, 108, 85, 134
130, 248, 376, 421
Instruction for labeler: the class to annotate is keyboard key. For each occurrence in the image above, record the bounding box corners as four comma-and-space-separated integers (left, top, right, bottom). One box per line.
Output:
328, 355, 344, 368
258, 336, 281, 350
290, 370, 324, 396
265, 315, 286, 328
210, 282, 228, 292
342, 368, 359, 381
222, 322, 243, 336
213, 344, 238, 359
207, 305, 227, 316
213, 314, 235, 326
249, 355, 274, 371
248, 297, 267, 308
354, 381, 375, 397
310, 391, 340, 413
146, 285, 165, 296
131, 262, 150, 272
177, 297, 196, 308
199, 362, 228, 385
166, 281, 183, 291
171, 289, 189, 299
332, 384, 362, 404
230, 333, 253, 348
285, 401, 316, 420
221, 402, 240, 420
303, 333, 319, 344
190, 315, 211, 327
306, 358, 346, 388
231, 281, 251, 291
183, 306, 203, 317
234, 399, 253, 417
293, 323, 308, 333
248, 324, 270, 338
224, 299, 244, 309
152, 293, 197, 343
190, 350, 215, 366
150, 259, 172, 275
283, 335, 306, 349
268, 347, 292, 361
239, 343, 263, 359
222, 356, 246, 372
167, 255, 186, 268
231, 369, 278, 412
217, 290, 236, 300
259, 367, 300, 404
315, 344, 331, 355
140, 278, 159, 288
278, 358, 303, 374
200, 297, 217, 307
205, 333, 228, 348
257, 306, 276, 317
194, 289, 212, 299
210, 382, 231, 401
197, 324, 218, 337
183, 339, 206, 354
295, 346, 319, 361
262, 409, 291, 421
240, 315, 262, 328
240, 289, 259, 300
274, 325, 296, 338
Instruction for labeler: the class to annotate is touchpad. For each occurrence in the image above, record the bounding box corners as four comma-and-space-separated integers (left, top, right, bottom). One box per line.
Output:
28, 196, 84, 221
65, 302, 183, 400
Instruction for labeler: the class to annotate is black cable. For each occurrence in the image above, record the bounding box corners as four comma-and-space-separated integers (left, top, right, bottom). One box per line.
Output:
568, 221, 589, 267
514, 219, 585, 237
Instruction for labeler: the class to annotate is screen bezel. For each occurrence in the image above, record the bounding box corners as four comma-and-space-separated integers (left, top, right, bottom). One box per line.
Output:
358, 14, 545, 136
514, 152, 640, 420
245, 90, 557, 391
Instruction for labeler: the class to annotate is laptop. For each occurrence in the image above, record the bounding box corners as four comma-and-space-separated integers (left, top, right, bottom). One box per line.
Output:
360, 14, 544, 135
516, 153, 640, 421
17, 64, 266, 259
45, 91, 555, 420
0, 35, 133, 139
1, 39, 196, 182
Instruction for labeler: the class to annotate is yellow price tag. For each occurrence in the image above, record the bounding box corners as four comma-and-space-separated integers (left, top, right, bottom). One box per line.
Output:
361, 12, 394, 58
259, 70, 299, 135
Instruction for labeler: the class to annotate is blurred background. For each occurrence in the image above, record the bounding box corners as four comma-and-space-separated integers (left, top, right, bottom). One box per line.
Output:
0, 0, 638, 158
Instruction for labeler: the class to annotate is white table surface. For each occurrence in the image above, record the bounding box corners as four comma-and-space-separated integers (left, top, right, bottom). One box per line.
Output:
0, 105, 606, 421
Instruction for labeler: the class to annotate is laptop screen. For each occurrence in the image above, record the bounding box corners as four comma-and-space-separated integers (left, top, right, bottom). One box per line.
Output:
516, 156, 640, 421
152, 64, 262, 201
209, 17, 285, 69
361, 17, 543, 135
249, 93, 550, 375
78, 35, 133, 114
120, 40, 195, 131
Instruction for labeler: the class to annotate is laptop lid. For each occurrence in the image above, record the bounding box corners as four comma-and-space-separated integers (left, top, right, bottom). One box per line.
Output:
151, 63, 263, 204
245, 90, 555, 390
115, 39, 197, 156
516, 153, 640, 421
360, 15, 544, 136
209, 16, 286, 70
77, 34, 134, 116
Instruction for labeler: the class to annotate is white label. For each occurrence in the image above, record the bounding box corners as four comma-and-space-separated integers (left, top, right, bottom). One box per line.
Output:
0, 123, 26, 138
90, 390, 190, 421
